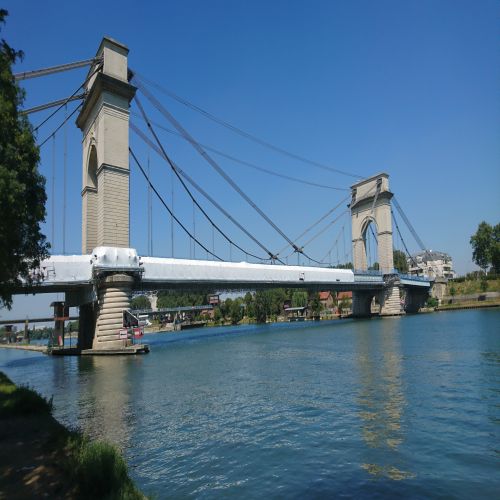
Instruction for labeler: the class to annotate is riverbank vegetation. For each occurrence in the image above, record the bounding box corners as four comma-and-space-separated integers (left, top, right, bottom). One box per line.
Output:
0, 371, 145, 499
470, 221, 499, 274
447, 276, 500, 296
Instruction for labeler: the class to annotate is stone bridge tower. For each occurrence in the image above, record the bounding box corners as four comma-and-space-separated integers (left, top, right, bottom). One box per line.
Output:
350, 173, 402, 316
77, 37, 135, 253
75, 38, 137, 350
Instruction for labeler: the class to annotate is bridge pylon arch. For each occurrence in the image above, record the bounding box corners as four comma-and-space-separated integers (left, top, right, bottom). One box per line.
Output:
350, 173, 402, 316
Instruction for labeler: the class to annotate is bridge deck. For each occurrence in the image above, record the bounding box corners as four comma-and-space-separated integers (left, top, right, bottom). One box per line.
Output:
20, 253, 430, 294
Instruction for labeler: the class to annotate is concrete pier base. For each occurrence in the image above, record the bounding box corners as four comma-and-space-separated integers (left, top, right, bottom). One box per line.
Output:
352, 291, 376, 317
379, 284, 403, 316
93, 273, 134, 350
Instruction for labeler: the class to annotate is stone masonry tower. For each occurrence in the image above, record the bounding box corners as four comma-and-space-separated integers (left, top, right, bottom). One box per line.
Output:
77, 37, 136, 254
350, 173, 402, 316
76, 38, 138, 351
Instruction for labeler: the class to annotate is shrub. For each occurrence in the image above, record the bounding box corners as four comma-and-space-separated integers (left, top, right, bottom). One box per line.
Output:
0, 372, 52, 417
426, 297, 438, 308
73, 439, 143, 499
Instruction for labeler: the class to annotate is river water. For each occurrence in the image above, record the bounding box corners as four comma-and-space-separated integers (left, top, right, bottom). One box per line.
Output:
1, 309, 499, 498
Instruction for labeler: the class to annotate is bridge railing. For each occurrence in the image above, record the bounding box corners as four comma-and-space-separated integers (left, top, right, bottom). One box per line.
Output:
353, 270, 384, 282
353, 270, 431, 284
398, 273, 431, 282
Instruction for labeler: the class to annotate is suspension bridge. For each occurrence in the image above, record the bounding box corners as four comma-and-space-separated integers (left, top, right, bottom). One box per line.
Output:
14, 37, 435, 353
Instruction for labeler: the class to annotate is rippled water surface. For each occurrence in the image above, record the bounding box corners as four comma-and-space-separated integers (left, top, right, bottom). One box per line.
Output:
1, 309, 499, 498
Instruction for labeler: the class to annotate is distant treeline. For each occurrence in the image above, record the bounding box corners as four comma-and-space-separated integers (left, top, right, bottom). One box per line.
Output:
132, 288, 346, 325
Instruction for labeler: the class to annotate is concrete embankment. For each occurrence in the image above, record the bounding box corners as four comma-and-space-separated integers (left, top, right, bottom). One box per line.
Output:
0, 343, 48, 353
437, 301, 500, 312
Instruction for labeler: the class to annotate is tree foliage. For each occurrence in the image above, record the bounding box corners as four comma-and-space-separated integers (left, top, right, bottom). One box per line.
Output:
337, 262, 353, 269
157, 289, 212, 309
393, 250, 409, 273
291, 291, 307, 308
229, 298, 243, 324
130, 295, 151, 310
309, 292, 322, 316
470, 221, 499, 273
0, 10, 49, 308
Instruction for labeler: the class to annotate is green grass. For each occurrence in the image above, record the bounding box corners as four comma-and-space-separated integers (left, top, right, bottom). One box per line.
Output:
0, 371, 53, 417
0, 371, 145, 499
69, 437, 144, 500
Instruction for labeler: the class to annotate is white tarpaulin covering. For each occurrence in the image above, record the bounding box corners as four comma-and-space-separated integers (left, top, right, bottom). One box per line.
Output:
141, 257, 354, 287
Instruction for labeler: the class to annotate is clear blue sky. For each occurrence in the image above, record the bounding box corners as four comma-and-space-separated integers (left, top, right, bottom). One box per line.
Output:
2, 0, 499, 320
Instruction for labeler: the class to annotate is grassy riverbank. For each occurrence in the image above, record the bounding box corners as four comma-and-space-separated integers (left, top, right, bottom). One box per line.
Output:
0, 371, 145, 499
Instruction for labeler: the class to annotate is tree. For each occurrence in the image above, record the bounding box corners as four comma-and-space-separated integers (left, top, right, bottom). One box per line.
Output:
470, 221, 499, 273
337, 262, 353, 269
157, 289, 212, 309
244, 292, 255, 319
229, 299, 243, 324
254, 290, 271, 323
309, 292, 322, 317
221, 298, 232, 320
492, 223, 500, 274
0, 10, 49, 308
291, 291, 307, 308
393, 250, 409, 273
130, 295, 151, 310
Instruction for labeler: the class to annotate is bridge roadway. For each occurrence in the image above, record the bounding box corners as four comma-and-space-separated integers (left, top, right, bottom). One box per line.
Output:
23, 247, 430, 295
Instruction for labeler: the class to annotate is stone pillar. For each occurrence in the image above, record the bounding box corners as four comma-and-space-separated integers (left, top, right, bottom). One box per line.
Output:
431, 277, 447, 303
78, 303, 96, 350
77, 37, 136, 254
93, 274, 134, 350
352, 290, 375, 317
378, 275, 403, 316
405, 289, 429, 313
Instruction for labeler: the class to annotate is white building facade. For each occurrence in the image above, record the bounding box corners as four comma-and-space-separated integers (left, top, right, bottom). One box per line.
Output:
408, 251, 455, 279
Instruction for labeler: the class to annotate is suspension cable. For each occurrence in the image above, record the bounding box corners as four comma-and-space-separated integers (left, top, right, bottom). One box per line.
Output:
133, 100, 276, 263
21, 93, 85, 116
130, 111, 349, 192
392, 197, 440, 276
133, 71, 362, 179
275, 195, 350, 257
286, 209, 349, 258
33, 61, 102, 133
63, 104, 68, 254
38, 103, 82, 148
131, 122, 279, 263
320, 222, 346, 263
275, 182, 376, 258
392, 196, 427, 251
134, 81, 305, 256
129, 147, 223, 261
14, 57, 100, 81
51, 135, 56, 250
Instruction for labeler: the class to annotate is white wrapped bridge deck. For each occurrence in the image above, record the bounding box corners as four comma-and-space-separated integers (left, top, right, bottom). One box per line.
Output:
24, 247, 429, 294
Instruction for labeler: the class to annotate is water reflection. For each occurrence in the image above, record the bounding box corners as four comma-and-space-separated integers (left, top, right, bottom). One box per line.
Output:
75, 356, 136, 449
355, 319, 414, 480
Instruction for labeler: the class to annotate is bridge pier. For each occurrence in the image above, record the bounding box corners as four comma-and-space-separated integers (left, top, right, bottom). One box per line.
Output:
352, 291, 376, 317
404, 288, 429, 313
378, 274, 403, 316
78, 303, 96, 350
93, 273, 134, 349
